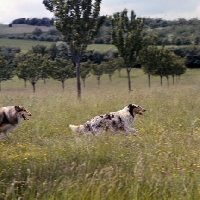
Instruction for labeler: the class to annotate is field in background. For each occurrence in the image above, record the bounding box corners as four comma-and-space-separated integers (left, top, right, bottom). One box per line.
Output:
0, 68, 200, 199
0, 38, 116, 52
0, 24, 54, 35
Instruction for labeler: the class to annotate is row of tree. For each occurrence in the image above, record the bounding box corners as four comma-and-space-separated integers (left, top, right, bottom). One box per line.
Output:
11, 17, 54, 27
0, 1, 187, 96
0, 41, 186, 92
140, 39, 186, 87
0, 44, 119, 92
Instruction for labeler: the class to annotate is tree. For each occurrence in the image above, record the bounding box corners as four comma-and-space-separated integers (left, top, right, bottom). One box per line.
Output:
91, 50, 104, 64
40, 55, 51, 84
113, 57, 124, 77
43, 0, 105, 99
80, 61, 91, 88
160, 48, 174, 86
104, 48, 118, 61
17, 53, 43, 92
14, 53, 29, 87
139, 37, 161, 87
30, 45, 50, 83
153, 47, 186, 86
32, 27, 43, 37
91, 62, 104, 85
104, 60, 117, 82
31, 44, 48, 56
0, 55, 14, 91
110, 9, 145, 92
168, 55, 186, 84
49, 58, 76, 90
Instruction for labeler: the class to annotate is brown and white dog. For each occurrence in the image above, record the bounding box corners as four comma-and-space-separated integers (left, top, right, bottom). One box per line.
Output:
0, 105, 31, 139
69, 104, 146, 136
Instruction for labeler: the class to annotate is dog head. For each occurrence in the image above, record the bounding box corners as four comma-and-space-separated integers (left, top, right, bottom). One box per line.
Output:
128, 104, 146, 116
15, 105, 32, 120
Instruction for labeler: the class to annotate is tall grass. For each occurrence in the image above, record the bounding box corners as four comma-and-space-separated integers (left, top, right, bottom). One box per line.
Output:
0, 69, 200, 199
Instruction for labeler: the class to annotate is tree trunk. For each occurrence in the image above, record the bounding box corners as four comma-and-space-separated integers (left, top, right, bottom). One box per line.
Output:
172, 75, 175, 85
82, 78, 86, 88
148, 72, 151, 88
0, 81, 1, 91
24, 79, 27, 88
118, 69, 121, 77
62, 80, 65, 91
76, 61, 81, 99
109, 74, 112, 82
97, 76, 100, 85
160, 76, 163, 86
166, 76, 169, 86
32, 82, 36, 92
126, 67, 132, 92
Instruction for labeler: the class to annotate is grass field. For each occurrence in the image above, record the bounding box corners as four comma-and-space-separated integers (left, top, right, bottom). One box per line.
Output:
0, 38, 116, 53
0, 68, 200, 199
0, 24, 116, 52
0, 24, 54, 35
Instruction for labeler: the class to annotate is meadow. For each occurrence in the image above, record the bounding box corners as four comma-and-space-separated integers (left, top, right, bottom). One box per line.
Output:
0, 68, 200, 200
0, 38, 115, 53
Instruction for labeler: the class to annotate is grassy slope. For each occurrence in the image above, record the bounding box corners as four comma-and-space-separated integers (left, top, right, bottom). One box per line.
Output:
0, 24, 116, 52
0, 24, 54, 35
0, 68, 200, 199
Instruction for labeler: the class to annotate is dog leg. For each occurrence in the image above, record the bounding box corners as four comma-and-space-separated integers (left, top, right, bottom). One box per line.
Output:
0, 131, 8, 140
124, 128, 137, 136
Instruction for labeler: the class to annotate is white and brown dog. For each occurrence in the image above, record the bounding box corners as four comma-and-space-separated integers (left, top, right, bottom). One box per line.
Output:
0, 105, 31, 139
69, 104, 146, 135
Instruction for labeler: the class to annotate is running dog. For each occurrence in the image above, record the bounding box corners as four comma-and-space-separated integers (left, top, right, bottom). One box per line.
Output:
0, 105, 31, 139
69, 104, 146, 135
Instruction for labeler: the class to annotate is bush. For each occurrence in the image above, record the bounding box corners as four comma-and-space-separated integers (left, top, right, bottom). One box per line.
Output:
32, 27, 43, 37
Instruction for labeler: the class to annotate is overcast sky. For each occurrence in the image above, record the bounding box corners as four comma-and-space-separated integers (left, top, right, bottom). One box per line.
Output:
1, 0, 200, 24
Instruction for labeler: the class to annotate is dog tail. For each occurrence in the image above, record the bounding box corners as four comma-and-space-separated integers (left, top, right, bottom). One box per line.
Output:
69, 124, 83, 133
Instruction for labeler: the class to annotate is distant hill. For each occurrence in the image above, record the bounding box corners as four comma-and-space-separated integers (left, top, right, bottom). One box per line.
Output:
11, 17, 54, 26
1, 17, 200, 46
144, 18, 200, 45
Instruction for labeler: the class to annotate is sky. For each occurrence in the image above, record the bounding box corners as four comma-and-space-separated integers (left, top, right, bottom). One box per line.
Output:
1, 0, 200, 24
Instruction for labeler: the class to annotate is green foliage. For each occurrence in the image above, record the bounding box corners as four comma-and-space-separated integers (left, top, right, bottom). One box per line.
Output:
110, 9, 145, 66
80, 61, 91, 87
43, 0, 105, 98
32, 27, 43, 37
91, 62, 104, 85
0, 55, 14, 90
31, 44, 48, 55
49, 58, 76, 90
140, 37, 187, 87
139, 37, 162, 87
104, 60, 117, 82
140, 45, 160, 75
16, 53, 44, 92
110, 9, 145, 91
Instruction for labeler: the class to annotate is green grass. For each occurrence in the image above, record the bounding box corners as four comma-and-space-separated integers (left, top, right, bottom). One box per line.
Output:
0, 24, 116, 52
0, 38, 116, 52
0, 38, 55, 52
0, 69, 200, 199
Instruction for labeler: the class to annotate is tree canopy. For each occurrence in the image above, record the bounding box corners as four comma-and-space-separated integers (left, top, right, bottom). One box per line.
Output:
110, 9, 145, 92
0, 55, 14, 91
43, 0, 105, 98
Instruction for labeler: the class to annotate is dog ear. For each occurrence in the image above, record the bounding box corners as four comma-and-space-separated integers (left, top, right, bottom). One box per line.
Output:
128, 104, 133, 108
14, 105, 21, 112
128, 104, 137, 109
